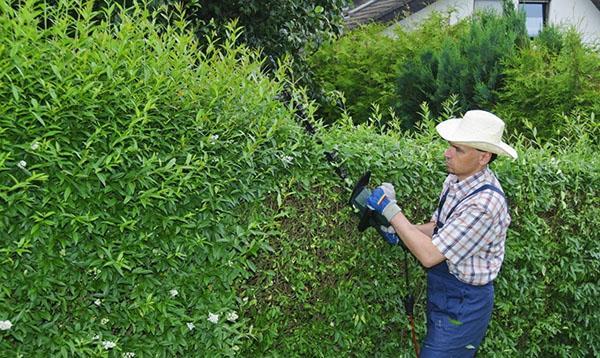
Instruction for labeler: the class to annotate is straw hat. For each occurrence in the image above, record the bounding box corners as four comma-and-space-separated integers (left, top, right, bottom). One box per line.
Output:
436, 110, 518, 159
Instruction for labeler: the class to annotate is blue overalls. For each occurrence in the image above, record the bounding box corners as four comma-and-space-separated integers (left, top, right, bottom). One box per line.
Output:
420, 184, 505, 358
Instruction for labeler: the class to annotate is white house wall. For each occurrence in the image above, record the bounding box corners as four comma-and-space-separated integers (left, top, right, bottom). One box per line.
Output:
384, 0, 600, 44
389, 0, 474, 31
545, 0, 600, 44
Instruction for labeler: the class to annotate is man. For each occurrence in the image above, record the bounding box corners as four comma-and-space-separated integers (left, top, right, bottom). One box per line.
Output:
367, 110, 517, 357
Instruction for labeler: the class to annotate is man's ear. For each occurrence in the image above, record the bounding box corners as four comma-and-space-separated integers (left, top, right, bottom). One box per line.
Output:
480, 151, 492, 165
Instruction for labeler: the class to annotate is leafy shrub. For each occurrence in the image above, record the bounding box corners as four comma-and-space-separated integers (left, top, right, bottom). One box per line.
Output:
496, 28, 600, 141
0, 1, 318, 355
190, 0, 347, 59
308, 23, 404, 124
395, 6, 527, 128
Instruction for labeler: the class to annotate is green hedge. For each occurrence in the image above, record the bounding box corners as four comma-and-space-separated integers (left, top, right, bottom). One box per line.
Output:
0, 1, 317, 355
1, 1, 598, 357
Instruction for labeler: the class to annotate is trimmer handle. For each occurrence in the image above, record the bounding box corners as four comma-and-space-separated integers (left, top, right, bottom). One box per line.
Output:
349, 171, 391, 231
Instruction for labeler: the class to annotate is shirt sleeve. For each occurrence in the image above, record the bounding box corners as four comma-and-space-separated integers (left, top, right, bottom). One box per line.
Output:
431, 201, 495, 265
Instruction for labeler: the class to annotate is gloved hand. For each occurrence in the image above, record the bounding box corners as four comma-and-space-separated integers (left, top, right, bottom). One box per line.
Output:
379, 225, 399, 245
381, 182, 397, 204
366, 186, 402, 222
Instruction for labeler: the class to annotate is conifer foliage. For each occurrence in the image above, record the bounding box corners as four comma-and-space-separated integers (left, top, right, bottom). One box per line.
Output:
395, 6, 527, 128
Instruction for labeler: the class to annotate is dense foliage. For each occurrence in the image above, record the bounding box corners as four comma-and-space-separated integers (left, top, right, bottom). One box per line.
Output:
190, 0, 347, 60
1, 1, 598, 357
496, 27, 600, 140
309, 14, 467, 125
308, 23, 403, 124
310, 5, 527, 129
394, 5, 527, 128
31, 0, 347, 90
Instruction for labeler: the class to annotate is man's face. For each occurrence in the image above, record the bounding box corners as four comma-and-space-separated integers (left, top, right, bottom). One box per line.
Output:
444, 142, 488, 180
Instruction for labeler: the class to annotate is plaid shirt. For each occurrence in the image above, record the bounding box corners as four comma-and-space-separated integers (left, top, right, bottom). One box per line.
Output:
431, 167, 511, 285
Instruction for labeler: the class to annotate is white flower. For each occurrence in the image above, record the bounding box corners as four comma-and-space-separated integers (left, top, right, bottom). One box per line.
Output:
92, 335, 100, 340
31, 142, 40, 150
17, 160, 27, 169
0, 320, 13, 330
89, 267, 101, 277
210, 134, 219, 142
123, 352, 135, 358
169, 289, 179, 297
101, 318, 109, 325
226, 311, 238, 322
102, 340, 116, 350
242, 297, 249, 303
94, 299, 102, 306
281, 155, 293, 165
207, 312, 219, 324
186, 322, 195, 331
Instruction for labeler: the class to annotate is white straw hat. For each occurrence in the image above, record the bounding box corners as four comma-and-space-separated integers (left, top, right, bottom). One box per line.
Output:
436, 110, 518, 159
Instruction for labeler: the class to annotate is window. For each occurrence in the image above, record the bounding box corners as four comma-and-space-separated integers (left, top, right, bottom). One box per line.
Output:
519, 1, 550, 37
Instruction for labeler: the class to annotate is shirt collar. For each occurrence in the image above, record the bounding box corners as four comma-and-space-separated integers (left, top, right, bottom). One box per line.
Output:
448, 167, 491, 196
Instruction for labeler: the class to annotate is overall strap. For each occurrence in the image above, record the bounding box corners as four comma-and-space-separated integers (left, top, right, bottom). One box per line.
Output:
445, 184, 505, 222
435, 187, 450, 224
434, 184, 506, 234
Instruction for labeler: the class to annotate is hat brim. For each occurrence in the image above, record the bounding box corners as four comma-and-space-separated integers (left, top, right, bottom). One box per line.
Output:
436, 118, 518, 159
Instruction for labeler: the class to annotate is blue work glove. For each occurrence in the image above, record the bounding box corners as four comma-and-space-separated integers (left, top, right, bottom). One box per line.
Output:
366, 186, 402, 222
379, 225, 400, 245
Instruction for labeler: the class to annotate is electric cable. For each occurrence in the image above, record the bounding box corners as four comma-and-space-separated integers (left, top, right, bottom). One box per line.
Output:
403, 249, 420, 357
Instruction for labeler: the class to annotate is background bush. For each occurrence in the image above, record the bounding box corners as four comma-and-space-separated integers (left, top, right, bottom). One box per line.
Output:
310, 5, 599, 142
310, 6, 528, 129
394, 5, 527, 128
308, 23, 404, 124
309, 13, 466, 125
496, 27, 600, 141
1, 1, 598, 357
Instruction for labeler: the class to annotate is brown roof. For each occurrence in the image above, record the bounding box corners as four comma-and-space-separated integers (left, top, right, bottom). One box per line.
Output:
344, 0, 435, 29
